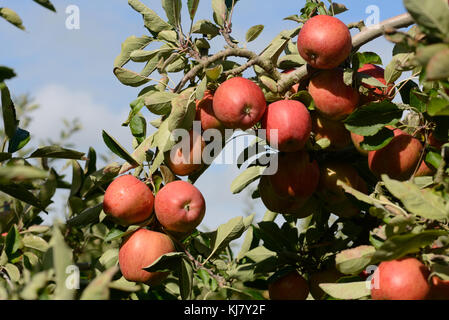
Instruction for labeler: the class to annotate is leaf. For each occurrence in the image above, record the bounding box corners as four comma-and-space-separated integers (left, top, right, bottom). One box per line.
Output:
258, 26, 301, 66
384, 54, 408, 84
231, 166, 265, 194
0, 82, 18, 140
143, 252, 185, 272
344, 101, 402, 136
237, 226, 254, 260
371, 230, 447, 262
22, 234, 49, 252
336, 246, 376, 275
0, 184, 45, 211
211, 0, 227, 27
320, 281, 370, 300
358, 73, 387, 88
191, 19, 220, 39
354, 52, 383, 67
128, 0, 172, 35
113, 67, 150, 87
80, 266, 119, 300
205, 64, 223, 81
359, 127, 395, 151
246, 25, 264, 43
278, 54, 306, 70
4, 263, 20, 282
20, 271, 49, 300
114, 35, 153, 68
187, 0, 200, 20
0, 165, 48, 184
66, 203, 103, 227
102, 130, 139, 166
99, 248, 119, 270
426, 48, 449, 81
245, 246, 277, 263
179, 259, 194, 300
28, 146, 85, 160
161, 0, 182, 27
329, 3, 348, 15
144, 91, 178, 115
196, 76, 208, 100
382, 175, 449, 221
167, 87, 196, 131
427, 97, 449, 116
0, 66, 16, 82
0, 8, 25, 30
5, 225, 22, 258
403, 0, 449, 39
104, 225, 140, 243
109, 276, 141, 292
8, 128, 30, 153
33, 0, 56, 12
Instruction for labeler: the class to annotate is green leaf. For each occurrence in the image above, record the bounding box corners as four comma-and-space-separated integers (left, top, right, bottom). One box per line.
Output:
102, 130, 139, 166
33, 0, 56, 12
144, 91, 178, 115
191, 19, 220, 39
99, 248, 119, 270
109, 276, 141, 292
144, 252, 185, 272
278, 54, 306, 70
70, 160, 83, 197
336, 246, 376, 275
384, 54, 408, 84
359, 127, 395, 151
344, 101, 402, 136
128, 0, 172, 35
5, 225, 22, 258
28, 146, 85, 160
114, 35, 153, 67
205, 64, 223, 81
354, 52, 383, 67
196, 76, 208, 101
427, 97, 449, 116
4, 263, 20, 282
0, 165, 48, 184
382, 175, 449, 221
113, 67, 150, 87
211, 0, 227, 26
425, 151, 441, 171
20, 271, 49, 300
231, 166, 266, 194
237, 226, 254, 260
179, 258, 194, 300
22, 234, 49, 252
415, 44, 449, 67
403, 0, 449, 39
130, 114, 146, 142
358, 73, 387, 88
371, 230, 447, 262
168, 87, 196, 131
161, 0, 182, 27
245, 246, 277, 263
187, 0, 200, 20
320, 281, 370, 300
80, 266, 119, 300
0, 184, 45, 211
66, 203, 103, 227
258, 26, 301, 66
0, 8, 25, 30
104, 225, 140, 242
329, 3, 348, 15
1, 82, 18, 140
426, 48, 449, 81
8, 128, 30, 153
246, 25, 264, 43
0, 66, 16, 82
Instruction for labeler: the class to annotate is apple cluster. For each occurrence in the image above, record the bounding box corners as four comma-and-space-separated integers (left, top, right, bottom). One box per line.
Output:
102, 175, 206, 285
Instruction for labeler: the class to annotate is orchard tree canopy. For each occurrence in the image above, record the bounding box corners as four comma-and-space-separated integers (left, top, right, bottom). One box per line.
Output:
0, 0, 449, 302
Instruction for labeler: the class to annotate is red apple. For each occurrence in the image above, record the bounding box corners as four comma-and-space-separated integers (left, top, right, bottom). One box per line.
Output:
212, 77, 267, 130
415, 158, 436, 177
164, 129, 205, 177
297, 15, 352, 70
358, 64, 395, 104
103, 175, 154, 225
312, 112, 351, 149
119, 228, 175, 285
196, 90, 225, 132
350, 132, 369, 156
268, 271, 310, 300
155, 180, 206, 234
368, 128, 423, 181
262, 100, 312, 152
308, 68, 360, 120
428, 132, 446, 150
371, 257, 431, 300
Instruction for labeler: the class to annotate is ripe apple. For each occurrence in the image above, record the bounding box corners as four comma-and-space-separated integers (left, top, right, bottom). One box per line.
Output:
318, 162, 367, 218
368, 128, 423, 181
155, 180, 206, 234
429, 276, 449, 300
358, 64, 395, 104
308, 68, 360, 120
196, 90, 225, 132
103, 175, 154, 225
268, 150, 320, 200
428, 132, 446, 150
350, 132, 369, 156
119, 228, 175, 285
371, 257, 431, 300
309, 268, 343, 300
297, 15, 352, 70
212, 77, 267, 130
415, 159, 436, 177
312, 112, 351, 149
262, 100, 312, 152
268, 271, 310, 300
164, 130, 206, 177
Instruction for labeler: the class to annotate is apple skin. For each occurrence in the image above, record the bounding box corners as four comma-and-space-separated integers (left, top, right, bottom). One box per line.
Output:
415, 159, 436, 177
164, 130, 206, 177
358, 64, 395, 104
103, 175, 154, 225
312, 112, 351, 150
350, 132, 369, 156
212, 77, 267, 130
318, 162, 367, 218
155, 180, 206, 234
371, 257, 431, 300
309, 268, 343, 300
368, 129, 423, 181
196, 91, 225, 132
428, 132, 446, 150
429, 276, 449, 300
262, 100, 312, 152
118, 228, 175, 285
268, 150, 320, 200
297, 15, 352, 70
268, 271, 310, 300
308, 69, 360, 120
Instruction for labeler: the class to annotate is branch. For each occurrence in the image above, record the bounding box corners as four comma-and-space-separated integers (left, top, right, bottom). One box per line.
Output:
277, 13, 415, 94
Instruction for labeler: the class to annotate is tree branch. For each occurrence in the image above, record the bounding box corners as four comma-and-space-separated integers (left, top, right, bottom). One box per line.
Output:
277, 13, 415, 94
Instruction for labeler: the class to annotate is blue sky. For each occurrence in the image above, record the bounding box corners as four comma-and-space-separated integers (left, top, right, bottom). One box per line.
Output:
0, 0, 409, 229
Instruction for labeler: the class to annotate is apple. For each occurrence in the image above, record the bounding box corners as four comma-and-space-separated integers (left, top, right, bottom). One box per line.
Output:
262, 100, 312, 152
371, 257, 431, 300
312, 112, 351, 149
164, 129, 206, 177
428, 132, 446, 150
103, 175, 154, 225
309, 268, 343, 300
308, 68, 360, 120
268, 150, 320, 200
196, 90, 225, 132
297, 15, 352, 70
119, 228, 175, 285
429, 276, 449, 300
212, 77, 267, 130
350, 132, 369, 156
268, 271, 310, 300
368, 128, 423, 181
415, 159, 436, 177
358, 64, 395, 104
155, 180, 206, 234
